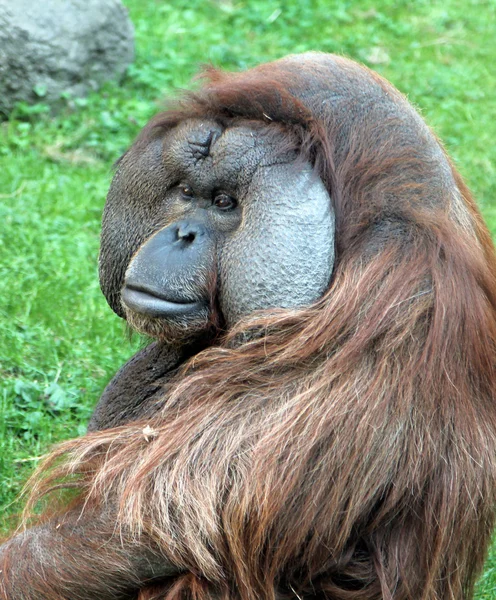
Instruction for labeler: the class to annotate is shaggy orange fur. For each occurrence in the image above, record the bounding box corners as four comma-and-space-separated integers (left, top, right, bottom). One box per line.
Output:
2, 53, 496, 600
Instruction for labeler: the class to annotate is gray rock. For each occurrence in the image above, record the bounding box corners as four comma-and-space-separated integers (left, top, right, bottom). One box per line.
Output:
0, 0, 134, 115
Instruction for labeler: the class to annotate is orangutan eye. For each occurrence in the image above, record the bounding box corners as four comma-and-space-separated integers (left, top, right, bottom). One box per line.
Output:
179, 185, 194, 199
213, 193, 237, 211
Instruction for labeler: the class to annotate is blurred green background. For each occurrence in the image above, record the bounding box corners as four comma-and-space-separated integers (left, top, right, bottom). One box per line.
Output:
0, 0, 495, 595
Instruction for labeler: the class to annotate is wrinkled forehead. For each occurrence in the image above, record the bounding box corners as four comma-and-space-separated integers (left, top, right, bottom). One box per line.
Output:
161, 119, 298, 188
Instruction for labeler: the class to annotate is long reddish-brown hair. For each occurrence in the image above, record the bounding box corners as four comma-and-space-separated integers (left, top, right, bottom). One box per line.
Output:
23, 53, 496, 600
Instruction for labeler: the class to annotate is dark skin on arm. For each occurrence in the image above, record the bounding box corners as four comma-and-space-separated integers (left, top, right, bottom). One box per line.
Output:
1, 510, 178, 600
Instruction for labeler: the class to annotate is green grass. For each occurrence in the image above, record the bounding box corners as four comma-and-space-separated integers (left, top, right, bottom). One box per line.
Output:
0, 0, 495, 595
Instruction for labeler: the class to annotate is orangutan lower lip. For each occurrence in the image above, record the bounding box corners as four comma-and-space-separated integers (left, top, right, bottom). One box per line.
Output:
121, 286, 204, 318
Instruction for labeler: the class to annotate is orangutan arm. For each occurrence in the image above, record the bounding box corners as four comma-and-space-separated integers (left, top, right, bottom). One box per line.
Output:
0, 343, 190, 599
0, 509, 179, 600
88, 341, 185, 432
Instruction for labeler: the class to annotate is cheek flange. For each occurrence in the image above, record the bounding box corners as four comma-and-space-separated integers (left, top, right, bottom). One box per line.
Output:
218, 164, 335, 326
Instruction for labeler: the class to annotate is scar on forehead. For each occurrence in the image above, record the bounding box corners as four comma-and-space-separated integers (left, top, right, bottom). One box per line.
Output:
188, 127, 222, 161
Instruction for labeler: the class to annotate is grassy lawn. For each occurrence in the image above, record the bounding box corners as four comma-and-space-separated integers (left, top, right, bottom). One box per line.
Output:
0, 0, 495, 595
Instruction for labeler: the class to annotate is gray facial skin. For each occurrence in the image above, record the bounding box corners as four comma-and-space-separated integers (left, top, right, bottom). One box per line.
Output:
100, 119, 335, 337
